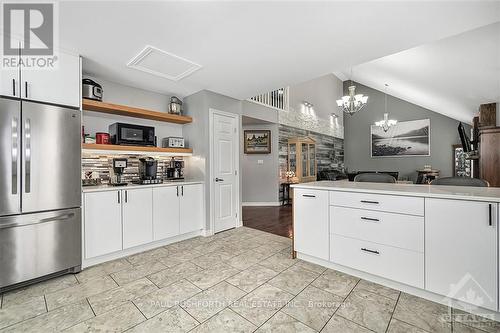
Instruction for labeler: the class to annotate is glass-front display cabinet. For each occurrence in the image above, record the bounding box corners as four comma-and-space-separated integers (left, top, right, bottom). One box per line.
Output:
287, 137, 317, 183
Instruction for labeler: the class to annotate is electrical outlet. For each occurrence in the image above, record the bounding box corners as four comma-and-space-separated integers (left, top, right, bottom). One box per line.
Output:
257, 160, 264, 165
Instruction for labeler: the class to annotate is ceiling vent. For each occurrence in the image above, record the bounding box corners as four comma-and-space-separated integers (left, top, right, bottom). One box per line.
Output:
127, 45, 202, 81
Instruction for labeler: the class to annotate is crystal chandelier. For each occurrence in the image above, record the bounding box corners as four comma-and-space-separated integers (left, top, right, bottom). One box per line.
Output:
336, 69, 368, 115
375, 84, 397, 132
375, 113, 398, 132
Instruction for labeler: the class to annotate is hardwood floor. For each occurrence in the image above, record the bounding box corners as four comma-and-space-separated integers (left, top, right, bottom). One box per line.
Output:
242, 205, 292, 238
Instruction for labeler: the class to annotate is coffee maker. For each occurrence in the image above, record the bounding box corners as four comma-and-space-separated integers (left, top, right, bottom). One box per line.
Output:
137, 157, 163, 184
166, 158, 184, 180
109, 158, 128, 186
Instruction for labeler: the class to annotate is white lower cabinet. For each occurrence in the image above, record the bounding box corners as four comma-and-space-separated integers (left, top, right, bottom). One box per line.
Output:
153, 184, 204, 239
294, 188, 329, 260
180, 184, 204, 234
122, 188, 153, 249
83, 183, 204, 260
84, 190, 122, 258
153, 186, 180, 240
425, 198, 498, 311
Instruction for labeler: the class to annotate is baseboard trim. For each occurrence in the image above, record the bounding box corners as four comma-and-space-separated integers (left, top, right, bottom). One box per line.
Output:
242, 202, 281, 207
201, 229, 214, 237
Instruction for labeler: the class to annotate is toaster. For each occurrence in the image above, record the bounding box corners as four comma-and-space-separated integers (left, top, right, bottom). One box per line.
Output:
163, 137, 185, 148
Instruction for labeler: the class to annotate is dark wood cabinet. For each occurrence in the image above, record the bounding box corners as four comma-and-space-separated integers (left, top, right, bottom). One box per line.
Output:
479, 127, 500, 187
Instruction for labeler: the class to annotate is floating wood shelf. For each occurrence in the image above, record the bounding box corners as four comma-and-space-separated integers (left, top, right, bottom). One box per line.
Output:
82, 99, 192, 124
82, 143, 193, 156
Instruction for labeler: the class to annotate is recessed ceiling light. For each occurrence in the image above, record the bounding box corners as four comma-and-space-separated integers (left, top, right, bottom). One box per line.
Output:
127, 45, 202, 81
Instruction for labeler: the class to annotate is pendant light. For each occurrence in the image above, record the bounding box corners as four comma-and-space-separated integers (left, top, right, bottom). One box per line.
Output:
336, 68, 369, 115
375, 84, 397, 132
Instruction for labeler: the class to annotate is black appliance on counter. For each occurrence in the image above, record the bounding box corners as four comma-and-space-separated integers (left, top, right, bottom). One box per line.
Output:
166, 158, 185, 180
110, 158, 128, 186
109, 122, 155, 146
136, 157, 163, 184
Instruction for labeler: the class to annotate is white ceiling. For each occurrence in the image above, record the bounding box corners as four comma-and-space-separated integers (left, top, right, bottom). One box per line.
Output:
59, 1, 500, 108
336, 22, 500, 123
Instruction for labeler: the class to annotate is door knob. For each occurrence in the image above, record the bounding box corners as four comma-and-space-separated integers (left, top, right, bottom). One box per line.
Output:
215, 178, 224, 182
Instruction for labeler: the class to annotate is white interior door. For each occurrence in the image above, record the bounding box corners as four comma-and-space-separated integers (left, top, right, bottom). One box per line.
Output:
212, 111, 239, 233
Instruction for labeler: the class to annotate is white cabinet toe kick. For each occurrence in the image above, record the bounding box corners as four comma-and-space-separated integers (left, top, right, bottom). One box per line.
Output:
292, 182, 500, 317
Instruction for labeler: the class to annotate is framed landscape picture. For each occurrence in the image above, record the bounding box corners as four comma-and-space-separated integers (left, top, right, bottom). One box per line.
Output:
371, 119, 430, 157
244, 130, 271, 154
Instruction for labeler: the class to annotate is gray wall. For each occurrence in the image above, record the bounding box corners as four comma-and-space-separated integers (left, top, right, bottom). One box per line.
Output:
183, 90, 242, 231
241, 100, 279, 123
241, 122, 280, 204
344, 82, 469, 182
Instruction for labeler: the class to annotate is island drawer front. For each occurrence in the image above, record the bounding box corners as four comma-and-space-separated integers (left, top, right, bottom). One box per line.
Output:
329, 191, 424, 216
330, 206, 424, 252
331, 234, 424, 289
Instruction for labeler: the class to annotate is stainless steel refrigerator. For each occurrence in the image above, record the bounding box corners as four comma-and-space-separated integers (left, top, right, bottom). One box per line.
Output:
0, 97, 82, 291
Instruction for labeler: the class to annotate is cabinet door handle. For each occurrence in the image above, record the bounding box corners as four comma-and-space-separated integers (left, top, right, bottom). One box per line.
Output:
176, 186, 179, 197
12, 79, 16, 96
361, 200, 379, 204
117, 191, 120, 204
361, 248, 380, 255
489, 204, 492, 226
361, 217, 379, 222
125, 190, 128, 203
24, 81, 28, 98
181, 186, 184, 196
302, 194, 316, 198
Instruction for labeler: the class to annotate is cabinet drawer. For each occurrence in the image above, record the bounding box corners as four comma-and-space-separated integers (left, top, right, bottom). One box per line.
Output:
329, 191, 424, 216
330, 206, 423, 252
330, 234, 424, 288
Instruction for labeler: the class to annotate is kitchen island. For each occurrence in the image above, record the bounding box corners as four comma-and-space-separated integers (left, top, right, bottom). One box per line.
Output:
291, 181, 500, 316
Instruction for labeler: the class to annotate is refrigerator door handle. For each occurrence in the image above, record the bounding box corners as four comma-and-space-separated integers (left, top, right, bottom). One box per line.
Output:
11, 117, 18, 195
0, 211, 75, 229
24, 118, 31, 193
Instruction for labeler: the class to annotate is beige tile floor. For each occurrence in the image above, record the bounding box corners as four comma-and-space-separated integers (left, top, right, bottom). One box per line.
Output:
0, 226, 499, 332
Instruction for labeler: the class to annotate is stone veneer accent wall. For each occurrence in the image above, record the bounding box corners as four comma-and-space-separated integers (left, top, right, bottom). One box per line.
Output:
278, 109, 344, 139
278, 124, 345, 178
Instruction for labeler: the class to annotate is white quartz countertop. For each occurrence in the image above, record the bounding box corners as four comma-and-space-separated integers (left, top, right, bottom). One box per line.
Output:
291, 181, 500, 202
82, 180, 204, 193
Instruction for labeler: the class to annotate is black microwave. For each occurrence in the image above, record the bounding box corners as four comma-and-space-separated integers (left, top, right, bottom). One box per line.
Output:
109, 123, 155, 146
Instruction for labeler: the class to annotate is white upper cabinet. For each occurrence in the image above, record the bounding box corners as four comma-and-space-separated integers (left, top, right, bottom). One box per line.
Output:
84, 191, 122, 259
20, 48, 81, 108
153, 186, 180, 240
180, 184, 204, 234
425, 198, 498, 311
0, 37, 20, 98
294, 188, 329, 260
122, 188, 153, 249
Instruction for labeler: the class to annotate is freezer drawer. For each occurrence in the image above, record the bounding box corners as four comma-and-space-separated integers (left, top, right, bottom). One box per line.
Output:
0, 208, 81, 289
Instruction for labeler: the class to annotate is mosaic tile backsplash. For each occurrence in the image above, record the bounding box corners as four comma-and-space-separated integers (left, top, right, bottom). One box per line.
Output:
82, 154, 184, 183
